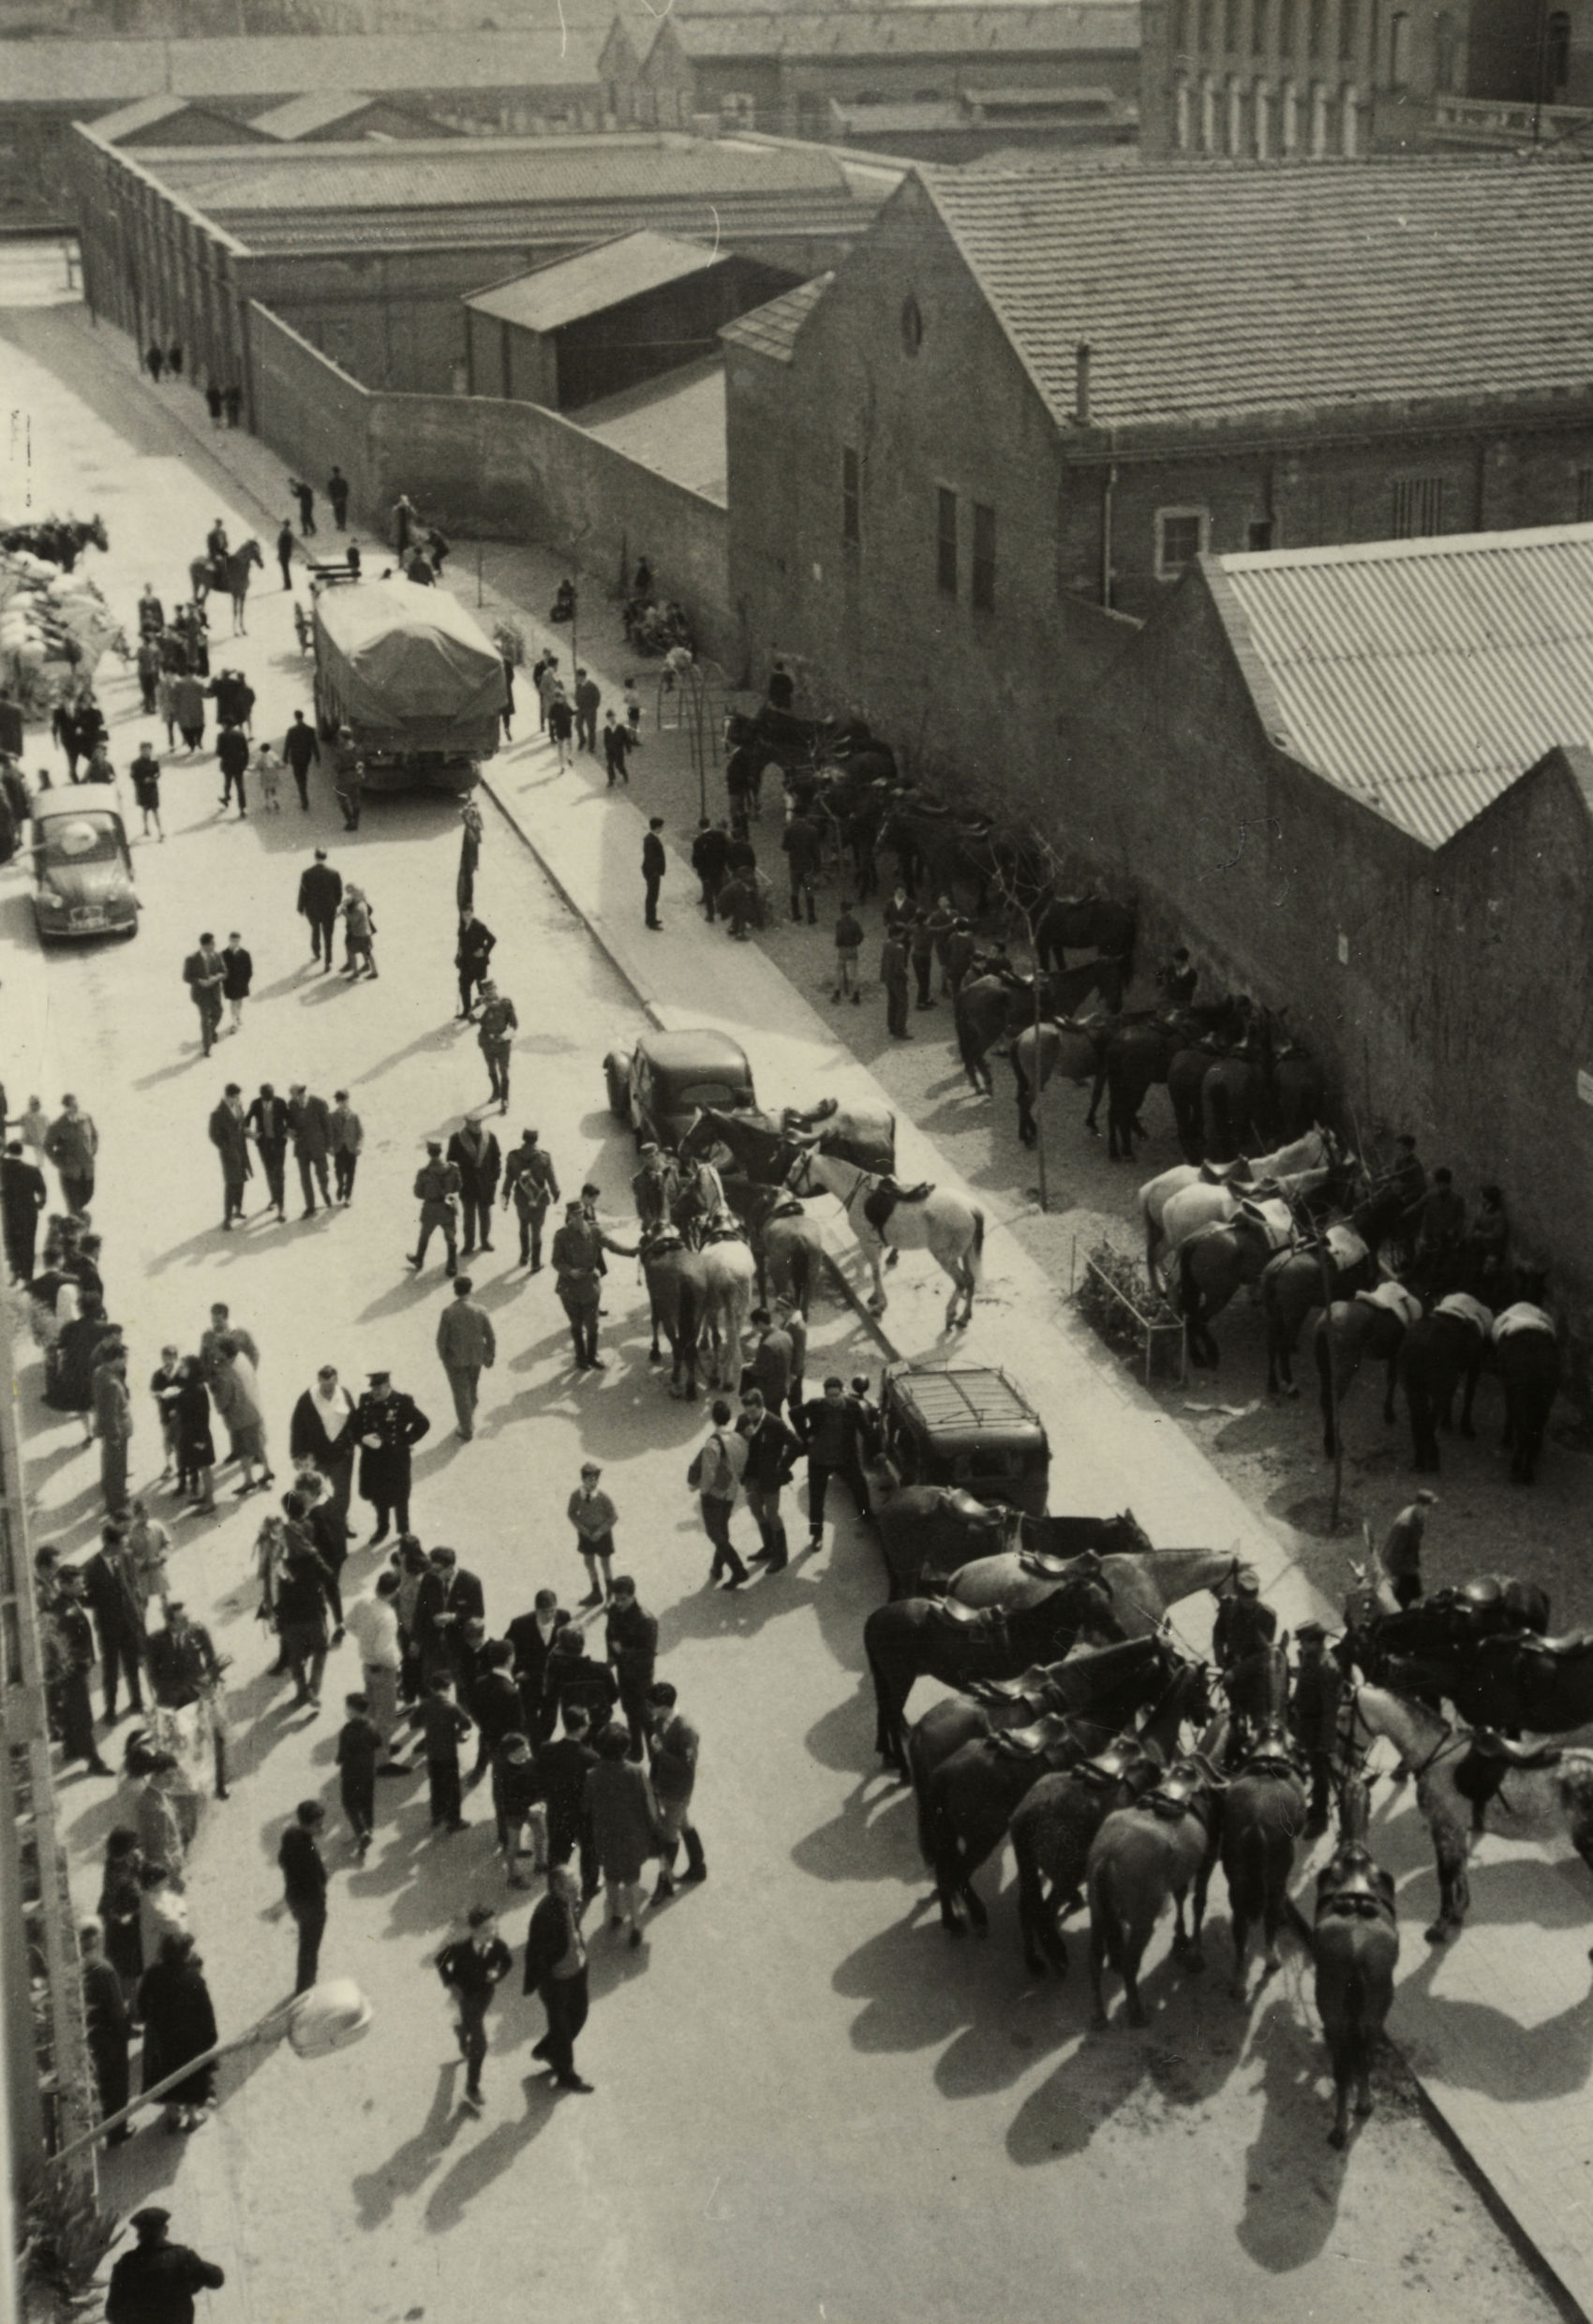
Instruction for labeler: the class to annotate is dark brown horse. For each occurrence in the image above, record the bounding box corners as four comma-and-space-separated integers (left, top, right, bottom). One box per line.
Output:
955, 963, 1120, 1097
1313, 1774, 1399, 2147
1086, 1712, 1231, 2028
1261, 1228, 1377, 1396
1217, 1646, 1307, 2000
1314, 1290, 1418, 1457
1032, 891, 1138, 983
863, 1572, 1123, 1777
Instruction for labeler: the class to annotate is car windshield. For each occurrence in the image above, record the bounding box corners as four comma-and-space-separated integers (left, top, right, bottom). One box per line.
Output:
667, 1080, 746, 1111
39, 821, 121, 866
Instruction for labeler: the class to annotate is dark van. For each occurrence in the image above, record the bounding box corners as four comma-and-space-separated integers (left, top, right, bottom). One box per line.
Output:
875, 1363, 1050, 1516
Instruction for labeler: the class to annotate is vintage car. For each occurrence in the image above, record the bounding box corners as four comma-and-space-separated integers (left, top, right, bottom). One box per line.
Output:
603, 1029, 759, 1152
29, 799, 139, 942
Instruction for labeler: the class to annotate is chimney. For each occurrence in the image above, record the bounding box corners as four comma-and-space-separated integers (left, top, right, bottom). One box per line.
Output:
1075, 342, 1093, 426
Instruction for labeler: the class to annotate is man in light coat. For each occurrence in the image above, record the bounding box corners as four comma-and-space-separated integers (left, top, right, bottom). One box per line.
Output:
436, 1275, 496, 1441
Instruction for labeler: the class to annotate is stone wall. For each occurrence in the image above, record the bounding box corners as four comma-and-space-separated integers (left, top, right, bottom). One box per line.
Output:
248, 300, 375, 517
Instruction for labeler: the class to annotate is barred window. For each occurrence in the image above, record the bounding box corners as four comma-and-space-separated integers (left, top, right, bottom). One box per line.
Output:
1392, 475, 1444, 537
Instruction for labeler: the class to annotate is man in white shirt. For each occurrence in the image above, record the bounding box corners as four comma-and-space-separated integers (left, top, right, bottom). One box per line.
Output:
346, 1571, 405, 1763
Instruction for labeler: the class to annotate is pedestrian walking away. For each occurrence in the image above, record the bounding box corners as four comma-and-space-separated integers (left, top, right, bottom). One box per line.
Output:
648, 1681, 707, 1899
524, 1862, 593, 2091
690, 1400, 751, 1587
276, 519, 295, 591
568, 1463, 618, 1606
208, 1082, 252, 1229
184, 935, 226, 1057
106, 2209, 225, 2323
335, 1693, 381, 1855
643, 817, 666, 929
297, 848, 341, 969
341, 885, 378, 977
278, 1800, 329, 1991
287, 1085, 333, 1214
437, 1275, 496, 1440
476, 983, 518, 1113
330, 1090, 363, 1205
145, 341, 165, 381
246, 1083, 290, 1217
586, 1723, 661, 1948
602, 711, 639, 788
328, 466, 350, 529
220, 932, 252, 1032
283, 710, 320, 809
438, 1905, 511, 2112
447, 1117, 500, 1253
409, 1142, 462, 1274
353, 1371, 430, 1542
455, 913, 497, 1019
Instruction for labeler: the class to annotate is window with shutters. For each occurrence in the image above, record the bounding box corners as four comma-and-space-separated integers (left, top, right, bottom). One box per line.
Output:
937, 487, 958, 596
1392, 475, 1445, 537
842, 446, 860, 548
972, 503, 996, 611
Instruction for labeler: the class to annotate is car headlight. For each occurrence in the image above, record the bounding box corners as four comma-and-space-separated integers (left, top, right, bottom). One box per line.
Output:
37, 884, 64, 907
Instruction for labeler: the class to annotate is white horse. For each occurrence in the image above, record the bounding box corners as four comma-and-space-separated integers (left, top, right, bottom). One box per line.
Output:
695, 1220, 757, 1389
1140, 1126, 1337, 1287
1347, 1683, 1593, 1947
787, 1149, 983, 1328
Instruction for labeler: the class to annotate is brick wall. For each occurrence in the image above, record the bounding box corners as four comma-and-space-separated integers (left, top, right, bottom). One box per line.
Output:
248, 299, 375, 518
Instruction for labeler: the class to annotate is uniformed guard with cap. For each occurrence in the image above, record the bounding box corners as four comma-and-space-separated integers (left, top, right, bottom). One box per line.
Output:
1213, 1565, 1279, 1673
352, 1371, 431, 1543
408, 1140, 461, 1274
550, 1200, 636, 1371
1290, 1619, 1343, 1835
476, 982, 519, 1113
502, 1128, 560, 1271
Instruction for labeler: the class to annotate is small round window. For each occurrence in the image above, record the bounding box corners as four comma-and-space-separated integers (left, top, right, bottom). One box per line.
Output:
901, 294, 924, 355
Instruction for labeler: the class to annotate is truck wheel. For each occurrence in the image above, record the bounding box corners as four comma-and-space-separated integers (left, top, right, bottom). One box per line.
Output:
603, 1055, 632, 1123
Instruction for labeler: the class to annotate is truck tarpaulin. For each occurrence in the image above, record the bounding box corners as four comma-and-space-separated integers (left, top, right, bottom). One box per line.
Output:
313, 581, 507, 758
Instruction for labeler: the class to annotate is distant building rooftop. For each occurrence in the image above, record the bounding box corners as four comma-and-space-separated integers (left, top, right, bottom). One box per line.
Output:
1207, 524, 1593, 849
252, 92, 379, 141
663, 4, 1139, 57
576, 354, 728, 502
1, 29, 604, 103
719, 270, 830, 361
466, 230, 723, 333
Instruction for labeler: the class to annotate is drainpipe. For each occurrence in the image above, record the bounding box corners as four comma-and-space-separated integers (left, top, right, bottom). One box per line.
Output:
1100, 459, 1118, 610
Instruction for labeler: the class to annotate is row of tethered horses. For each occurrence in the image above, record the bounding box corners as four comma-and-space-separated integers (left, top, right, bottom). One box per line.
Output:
774, 747, 1580, 2140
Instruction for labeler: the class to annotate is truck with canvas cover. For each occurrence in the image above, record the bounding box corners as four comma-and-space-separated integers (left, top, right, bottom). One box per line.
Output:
311, 577, 507, 792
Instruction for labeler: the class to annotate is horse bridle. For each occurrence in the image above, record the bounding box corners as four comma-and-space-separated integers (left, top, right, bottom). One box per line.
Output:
1344, 1685, 1463, 1783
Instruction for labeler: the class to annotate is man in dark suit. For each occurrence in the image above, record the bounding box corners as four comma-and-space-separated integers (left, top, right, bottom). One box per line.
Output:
642, 816, 666, 930
446, 1118, 501, 1258
105, 2208, 224, 2322
79, 1524, 146, 1722
507, 1588, 571, 1741
207, 1082, 251, 1230
287, 1084, 332, 1215
531, 1706, 597, 1878
411, 1544, 484, 1687
1, 1137, 47, 1283
353, 1371, 430, 1542
246, 1083, 290, 1218
184, 934, 225, 1057
296, 848, 342, 971
523, 1862, 592, 2093
283, 709, 320, 809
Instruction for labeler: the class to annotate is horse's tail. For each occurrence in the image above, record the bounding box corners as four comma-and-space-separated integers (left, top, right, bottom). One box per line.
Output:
1089, 1854, 1128, 1973
955, 997, 983, 1090
677, 1269, 699, 1355
968, 1207, 985, 1289
789, 1235, 811, 1312
909, 1737, 940, 1866
1174, 1237, 1201, 1325
1144, 1197, 1163, 1287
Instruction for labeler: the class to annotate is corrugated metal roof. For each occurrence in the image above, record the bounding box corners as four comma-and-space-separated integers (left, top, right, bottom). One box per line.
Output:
1212, 526, 1593, 850
719, 271, 831, 360
665, 5, 1138, 58
11, 29, 603, 103
146, 132, 854, 214
465, 230, 723, 331
920, 159, 1593, 433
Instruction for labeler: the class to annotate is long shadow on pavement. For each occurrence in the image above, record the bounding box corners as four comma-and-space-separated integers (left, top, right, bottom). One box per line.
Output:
351, 2062, 472, 2229
1392, 1941, 1593, 2104
789, 1767, 917, 1885
1237, 1990, 1350, 2273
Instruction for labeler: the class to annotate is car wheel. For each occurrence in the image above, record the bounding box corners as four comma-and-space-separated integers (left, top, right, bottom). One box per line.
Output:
603, 1054, 632, 1123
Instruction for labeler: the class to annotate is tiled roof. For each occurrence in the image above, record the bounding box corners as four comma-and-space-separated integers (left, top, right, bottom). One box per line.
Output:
919, 158, 1593, 433
665, 4, 1138, 57
145, 132, 856, 215
251, 92, 378, 140
4, 30, 603, 103
719, 270, 830, 359
1208, 526, 1593, 850
465, 229, 723, 331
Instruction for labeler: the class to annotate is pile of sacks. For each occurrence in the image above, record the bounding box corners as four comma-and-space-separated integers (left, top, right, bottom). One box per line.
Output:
1, 549, 117, 693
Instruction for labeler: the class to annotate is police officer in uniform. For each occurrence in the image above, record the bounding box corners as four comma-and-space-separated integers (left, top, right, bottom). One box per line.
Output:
1289, 1620, 1343, 1837
408, 1140, 462, 1274
353, 1371, 431, 1543
502, 1129, 560, 1271
550, 1200, 635, 1371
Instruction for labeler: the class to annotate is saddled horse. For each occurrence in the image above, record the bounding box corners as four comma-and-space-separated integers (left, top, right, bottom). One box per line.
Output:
1086, 1712, 1231, 2027
1314, 1288, 1422, 1457
905, 1634, 1175, 1810
1140, 1125, 1337, 1289
878, 797, 1003, 913
1010, 1016, 1108, 1149
1260, 1222, 1377, 1396
1174, 1197, 1302, 1369
1031, 891, 1138, 983
956, 965, 1120, 1098
694, 1216, 756, 1389
1313, 1774, 1400, 2147
678, 1102, 887, 1313
189, 539, 265, 633
786, 1147, 982, 1330
1217, 1646, 1307, 1999
863, 1571, 1123, 1777
0, 514, 108, 572
1011, 1656, 1213, 1974
949, 1540, 1240, 1635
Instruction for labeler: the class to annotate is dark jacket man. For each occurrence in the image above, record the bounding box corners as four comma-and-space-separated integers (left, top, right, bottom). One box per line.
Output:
220, 942, 252, 1003
106, 2212, 225, 2324
1, 1144, 47, 1280
737, 1404, 802, 1492
283, 714, 320, 806
530, 1729, 598, 1868
246, 1088, 290, 1214
353, 1380, 430, 1539
288, 1089, 333, 1213
296, 855, 342, 969
412, 1557, 485, 1683
79, 1538, 146, 1719
642, 823, 666, 927
447, 1123, 501, 1256
508, 1600, 571, 1735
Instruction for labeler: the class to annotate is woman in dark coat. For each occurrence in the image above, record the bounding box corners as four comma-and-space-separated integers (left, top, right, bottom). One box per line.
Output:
138, 1930, 217, 2132
47, 1298, 117, 1419
173, 1357, 216, 1513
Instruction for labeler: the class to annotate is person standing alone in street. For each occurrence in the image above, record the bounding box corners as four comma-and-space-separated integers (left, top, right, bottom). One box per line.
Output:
283, 710, 320, 810
289, 477, 317, 537
276, 519, 295, 591
438, 1904, 511, 2115
330, 1090, 363, 1206
277, 1799, 328, 1992
409, 1141, 461, 1274
476, 983, 518, 1114
447, 1117, 500, 1256
642, 816, 666, 930
354, 1371, 430, 1543
297, 848, 341, 971
45, 1095, 97, 1215
436, 1275, 496, 1441
328, 466, 350, 529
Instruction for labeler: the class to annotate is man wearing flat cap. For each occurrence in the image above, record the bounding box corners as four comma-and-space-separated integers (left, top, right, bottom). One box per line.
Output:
106, 2208, 225, 2324
352, 1371, 430, 1544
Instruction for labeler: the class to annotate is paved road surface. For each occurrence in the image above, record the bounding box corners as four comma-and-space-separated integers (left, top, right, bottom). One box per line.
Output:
0, 290, 1569, 2324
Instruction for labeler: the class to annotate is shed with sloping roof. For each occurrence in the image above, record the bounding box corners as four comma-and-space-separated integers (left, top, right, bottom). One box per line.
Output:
89, 94, 271, 147
462, 229, 797, 407
250, 92, 460, 142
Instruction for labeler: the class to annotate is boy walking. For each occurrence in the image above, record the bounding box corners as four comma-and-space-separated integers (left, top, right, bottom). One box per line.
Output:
401, 1673, 474, 1833
335, 1692, 381, 1856
436, 1904, 511, 2115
